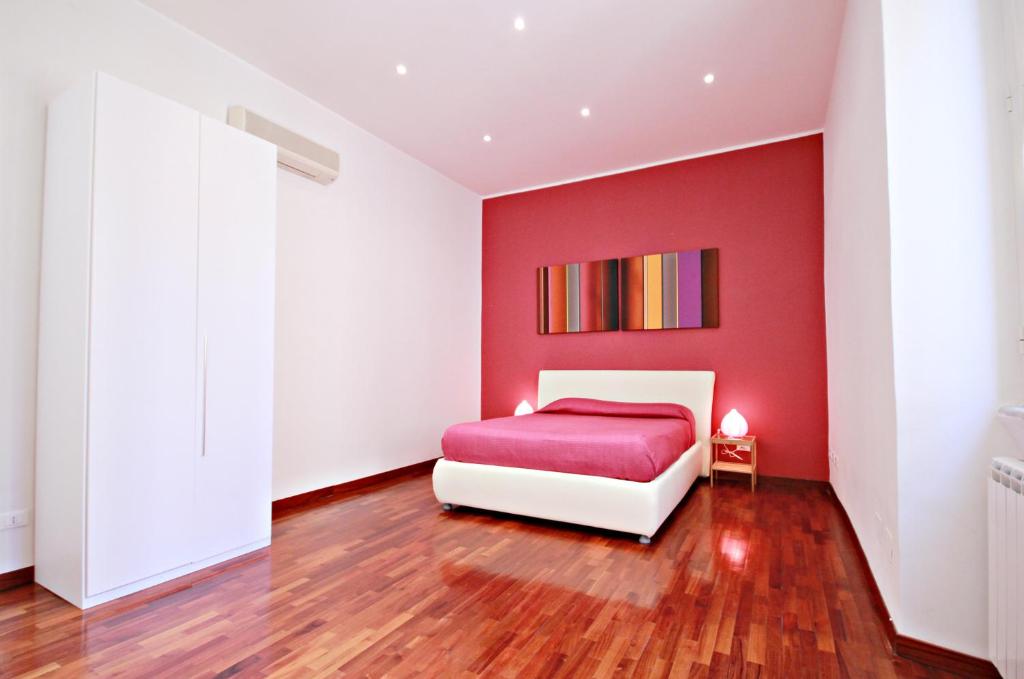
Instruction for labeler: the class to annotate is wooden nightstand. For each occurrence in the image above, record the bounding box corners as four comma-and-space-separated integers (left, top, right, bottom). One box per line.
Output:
710, 432, 758, 491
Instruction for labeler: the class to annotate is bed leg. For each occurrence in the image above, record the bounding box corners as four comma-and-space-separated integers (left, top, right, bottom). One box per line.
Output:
442, 503, 454, 512
639, 535, 652, 545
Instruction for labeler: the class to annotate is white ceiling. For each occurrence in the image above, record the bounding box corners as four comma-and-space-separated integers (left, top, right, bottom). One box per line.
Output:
141, 0, 845, 196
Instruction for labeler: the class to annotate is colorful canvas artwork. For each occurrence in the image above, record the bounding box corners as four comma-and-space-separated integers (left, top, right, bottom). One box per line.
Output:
620, 248, 719, 330
536, 249, 718, 334
537, 259, 619, 334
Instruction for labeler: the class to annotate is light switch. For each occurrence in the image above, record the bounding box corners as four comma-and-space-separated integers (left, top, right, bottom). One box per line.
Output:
0, 510, 30, 530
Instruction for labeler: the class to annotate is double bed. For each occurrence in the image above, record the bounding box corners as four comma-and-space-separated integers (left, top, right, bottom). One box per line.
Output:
433, 370, 715, 543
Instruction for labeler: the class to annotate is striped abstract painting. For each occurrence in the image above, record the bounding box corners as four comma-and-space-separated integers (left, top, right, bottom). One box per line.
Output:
621, 248, 719, 330
537, 259, 620, 334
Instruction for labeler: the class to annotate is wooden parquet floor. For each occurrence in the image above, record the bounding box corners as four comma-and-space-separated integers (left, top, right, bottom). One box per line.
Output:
0, 472, 964, 678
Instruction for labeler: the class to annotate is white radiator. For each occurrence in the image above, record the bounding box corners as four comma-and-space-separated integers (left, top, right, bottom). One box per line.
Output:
991, 457, 1024, 678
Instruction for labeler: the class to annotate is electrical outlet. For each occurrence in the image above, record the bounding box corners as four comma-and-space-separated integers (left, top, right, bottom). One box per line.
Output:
0, 510, 30, 530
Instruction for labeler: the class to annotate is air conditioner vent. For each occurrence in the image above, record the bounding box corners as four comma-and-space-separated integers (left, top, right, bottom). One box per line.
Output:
227, 106, 338, 185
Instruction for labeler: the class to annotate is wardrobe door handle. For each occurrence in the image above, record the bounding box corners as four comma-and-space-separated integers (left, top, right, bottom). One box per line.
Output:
202, 335, 208, 457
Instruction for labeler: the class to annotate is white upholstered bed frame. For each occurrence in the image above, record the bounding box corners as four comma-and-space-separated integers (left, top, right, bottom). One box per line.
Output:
432, 370, 715, 543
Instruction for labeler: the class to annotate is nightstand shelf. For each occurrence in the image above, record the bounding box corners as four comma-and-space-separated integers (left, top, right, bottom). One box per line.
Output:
710, 432, 758, 491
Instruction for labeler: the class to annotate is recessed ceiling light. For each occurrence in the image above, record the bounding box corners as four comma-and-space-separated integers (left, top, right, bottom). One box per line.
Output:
580, 107, 591, 118
483, 134, 492, 142
396, 63, 408, 76
514, 16, 526, 31
704, 73, 715, 84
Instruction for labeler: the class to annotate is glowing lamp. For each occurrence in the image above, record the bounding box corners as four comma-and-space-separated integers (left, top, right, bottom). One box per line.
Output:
720, 409, 748, 437
514, 400, 534, 416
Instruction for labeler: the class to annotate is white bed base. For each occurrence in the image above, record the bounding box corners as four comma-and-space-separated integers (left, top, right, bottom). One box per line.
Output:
433, 370, 715, 542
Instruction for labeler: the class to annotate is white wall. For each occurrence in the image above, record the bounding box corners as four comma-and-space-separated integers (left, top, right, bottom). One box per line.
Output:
0, 0, 481, 574
823, 0, 902, 619
826, 0, 1024, 658
882, 0, 1021, 657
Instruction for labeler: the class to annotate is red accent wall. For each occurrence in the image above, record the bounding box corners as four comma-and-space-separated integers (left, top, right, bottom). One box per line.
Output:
481, 134, 828, 481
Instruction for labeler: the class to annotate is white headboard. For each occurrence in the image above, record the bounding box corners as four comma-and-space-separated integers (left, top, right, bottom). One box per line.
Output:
537, 370, 716, 451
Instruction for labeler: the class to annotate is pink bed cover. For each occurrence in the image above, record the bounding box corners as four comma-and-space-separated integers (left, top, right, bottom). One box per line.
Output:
441, 398, 696, 482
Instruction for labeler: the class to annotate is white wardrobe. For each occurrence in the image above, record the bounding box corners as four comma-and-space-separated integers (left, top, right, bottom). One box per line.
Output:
35, 72, 277, 609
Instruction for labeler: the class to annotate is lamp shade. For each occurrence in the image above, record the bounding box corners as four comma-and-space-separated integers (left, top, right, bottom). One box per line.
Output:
514, 400, 534, 416
721, 409, 748, 437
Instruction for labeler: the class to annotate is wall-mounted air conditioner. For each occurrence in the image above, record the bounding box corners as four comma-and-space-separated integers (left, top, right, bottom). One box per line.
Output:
227, 106, 339, 185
